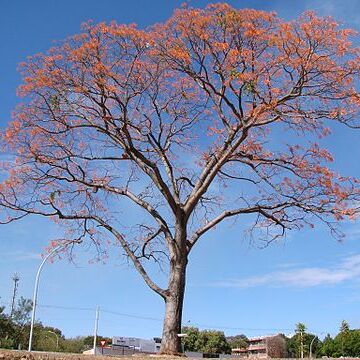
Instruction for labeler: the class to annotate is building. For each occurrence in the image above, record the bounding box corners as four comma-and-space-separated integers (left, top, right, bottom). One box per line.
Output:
232, 334, 287, 358
112, 336, 161, 353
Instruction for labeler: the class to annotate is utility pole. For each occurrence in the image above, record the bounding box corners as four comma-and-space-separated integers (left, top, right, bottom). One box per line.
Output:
10, 273, 20, 317
93, 306, 100, 355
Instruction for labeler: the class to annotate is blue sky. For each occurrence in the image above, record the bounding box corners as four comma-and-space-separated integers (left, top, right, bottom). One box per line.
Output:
1, 0, 360, 341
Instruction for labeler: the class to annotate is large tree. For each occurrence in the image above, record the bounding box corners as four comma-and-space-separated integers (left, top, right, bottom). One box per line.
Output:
1, 3, 360, 354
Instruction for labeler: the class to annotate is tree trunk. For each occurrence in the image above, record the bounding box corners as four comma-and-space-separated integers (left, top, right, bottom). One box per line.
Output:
160, 259, 187, 355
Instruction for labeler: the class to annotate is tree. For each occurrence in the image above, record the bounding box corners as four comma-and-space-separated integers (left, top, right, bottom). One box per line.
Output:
331, 322, 360, 358
340, 320, 350, 334
182, 326, 201, 352
60, 336, 87, 353
266, 334, 287, 358
1, 3, 360, 354
345, 330, 360, 357
338, 320, 350, 356
296, 323, 307, 358
11, 297, 32, 327
199, 330, 231, 355
287, 324, 320, 358
227, 334, 248, 350
182, 327, 231, 354
317, 334, 337, 358
0, 306, 15, 349
11, 297, 33, 349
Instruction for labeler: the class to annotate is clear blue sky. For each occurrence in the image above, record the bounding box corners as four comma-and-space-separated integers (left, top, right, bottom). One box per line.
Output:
1, 0, 360, 341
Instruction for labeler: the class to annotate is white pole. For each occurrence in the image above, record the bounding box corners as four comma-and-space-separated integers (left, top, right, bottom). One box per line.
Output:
309, 335, 317, 359
93, 306, 100, 355
28, 245, 62, 352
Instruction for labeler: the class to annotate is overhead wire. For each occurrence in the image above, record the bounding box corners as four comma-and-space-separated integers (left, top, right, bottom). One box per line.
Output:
36, 303, 304, 333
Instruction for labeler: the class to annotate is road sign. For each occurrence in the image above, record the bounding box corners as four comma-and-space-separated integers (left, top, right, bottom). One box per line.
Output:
100, 340, 106, 347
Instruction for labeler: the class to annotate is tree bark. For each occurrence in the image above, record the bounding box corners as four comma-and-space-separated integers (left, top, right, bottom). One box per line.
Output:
160, 261, 187, 355
160, 219, 188, 355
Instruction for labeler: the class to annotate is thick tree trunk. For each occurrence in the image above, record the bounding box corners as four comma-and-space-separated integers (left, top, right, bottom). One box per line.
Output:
160, 261, 187, 354
159, 213, 188, 355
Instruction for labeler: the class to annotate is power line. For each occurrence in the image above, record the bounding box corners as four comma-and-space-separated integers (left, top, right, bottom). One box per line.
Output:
34, 303, 328, 335
37, 303, 162, 322
38, 304, 95, 312
102, 309, 162, 322
189, 322, 293, 332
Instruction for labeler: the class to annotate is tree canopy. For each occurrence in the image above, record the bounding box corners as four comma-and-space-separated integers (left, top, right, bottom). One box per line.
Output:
182, 326, 231, 354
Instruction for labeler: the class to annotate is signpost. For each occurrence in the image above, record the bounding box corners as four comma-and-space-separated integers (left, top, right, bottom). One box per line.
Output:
100, 340, 106, 355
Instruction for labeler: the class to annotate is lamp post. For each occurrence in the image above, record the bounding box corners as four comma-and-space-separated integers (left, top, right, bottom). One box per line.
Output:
310, 332, 325, 359
309, 335, 317, 359
46, 330, 59, 350
177, 333, 188, 354
28, 245, 62, 352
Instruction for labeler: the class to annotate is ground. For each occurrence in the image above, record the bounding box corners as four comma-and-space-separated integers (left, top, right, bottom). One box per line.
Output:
0, 350, 182, 360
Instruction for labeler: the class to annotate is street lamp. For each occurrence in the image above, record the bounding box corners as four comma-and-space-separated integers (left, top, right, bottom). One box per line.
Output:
309, 335, 317, 359
310, 332, 326, 359
178, 333, 188, 354
46, 330, 59, 351
28, 245, 62, 352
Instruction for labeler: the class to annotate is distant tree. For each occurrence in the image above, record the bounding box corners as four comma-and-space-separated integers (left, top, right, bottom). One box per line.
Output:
334, 328, 360, 357
1, 3, 360, 354
33, 325, 63, 352
345, 330, 360, 357
198, 330, 231, 355
337, 320, 350, 357
317, 334, 337, 358
83, 335, 95, 349
340, 320, 350, 334
0, 306, 15, 349
287, 324, 320, 358
11, 297, 32, 327
295, 323, 307, 358
227, 334, 248, 349
60, 336, 87, 353
286, 334, 299, 358
182, 326, 231, 354
267, 334, 287, 358
11, 297, 33, 350
182, 326, 201, 352
315, 325, 360, 358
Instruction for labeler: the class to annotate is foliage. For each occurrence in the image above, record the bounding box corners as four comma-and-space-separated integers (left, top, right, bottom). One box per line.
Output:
182, 326, 231, 354
1, 2, 360, 354
334, 329, 360, 357
227, 334, 248, 349
287, 333, 320, 358
60, 336, 88, 353
317, 334, 337, 357
287, 321, 360, 358
182, 326, 201, 352
287, 324, 320, 358
0, 306, 15, 349
9, 297, 33, 350
340, 320, 350, 334
12, 297, 32, 326
0, 299, 64, 352
267, 334, 288, 358
199, 330, 232, 354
